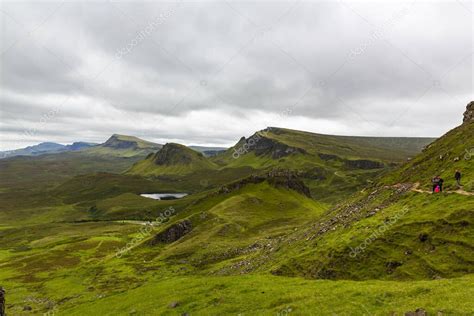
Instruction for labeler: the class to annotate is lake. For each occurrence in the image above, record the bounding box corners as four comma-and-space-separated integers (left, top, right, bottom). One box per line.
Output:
140, 193, 188, 200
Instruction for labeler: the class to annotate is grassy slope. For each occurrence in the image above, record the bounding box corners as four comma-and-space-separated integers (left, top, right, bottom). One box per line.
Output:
151, 182, 327, 273
60, 274, 474, 316
381, 121, 474, 191
268, 188, 474, 280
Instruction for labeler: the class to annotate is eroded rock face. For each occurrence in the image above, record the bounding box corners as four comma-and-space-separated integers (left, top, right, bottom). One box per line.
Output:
250, 136, 306, 159
217, 170, 311, 198
151, 220, 192, 244
267, 170, 311, 197
463, 101, 474, 123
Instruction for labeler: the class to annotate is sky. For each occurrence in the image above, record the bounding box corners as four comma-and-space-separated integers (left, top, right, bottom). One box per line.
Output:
0, 0, 472, 150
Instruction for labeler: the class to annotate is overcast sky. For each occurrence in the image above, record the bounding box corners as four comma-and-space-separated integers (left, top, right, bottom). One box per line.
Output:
0, 0, 472, 150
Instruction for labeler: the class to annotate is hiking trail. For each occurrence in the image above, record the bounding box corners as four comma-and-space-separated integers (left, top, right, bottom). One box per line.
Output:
411, 182, 474, 196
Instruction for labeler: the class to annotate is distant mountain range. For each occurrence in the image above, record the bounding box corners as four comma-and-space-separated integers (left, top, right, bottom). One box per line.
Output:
0, 134, 227, 159
0, 141, 97, 159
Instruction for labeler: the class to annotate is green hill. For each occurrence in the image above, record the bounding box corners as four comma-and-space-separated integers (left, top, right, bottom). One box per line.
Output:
83, 134, 162, 157
127, 143, 218, 176
213, 127, 434, 168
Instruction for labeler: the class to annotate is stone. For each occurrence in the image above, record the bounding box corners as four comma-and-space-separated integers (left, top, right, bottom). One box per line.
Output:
23, 305, 33, 311
169, 302, 180, 308
418, 233, 429, 242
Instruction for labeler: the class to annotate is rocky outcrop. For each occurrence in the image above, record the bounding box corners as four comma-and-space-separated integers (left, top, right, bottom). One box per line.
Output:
234, 132, 306, 160
344, 159, 384, 170
150, 220, 192, 244
463, 101, 474, 123
267, 169, 311, 197
0, 287, 5, 316
217, 170, 311, 197
253, 137, 306, 159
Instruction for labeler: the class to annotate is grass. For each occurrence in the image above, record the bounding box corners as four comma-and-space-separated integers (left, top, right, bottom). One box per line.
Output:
13, 274, 474, 315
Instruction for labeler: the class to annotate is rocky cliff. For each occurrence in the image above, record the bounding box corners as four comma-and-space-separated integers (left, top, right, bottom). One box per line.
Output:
150, 220, 193, 244
463, 101, 474, 123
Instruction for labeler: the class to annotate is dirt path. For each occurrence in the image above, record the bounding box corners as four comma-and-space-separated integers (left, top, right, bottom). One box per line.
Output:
411, 182, 474, 196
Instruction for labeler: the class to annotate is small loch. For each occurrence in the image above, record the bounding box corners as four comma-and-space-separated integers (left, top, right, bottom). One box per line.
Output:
140, 193, 188, 200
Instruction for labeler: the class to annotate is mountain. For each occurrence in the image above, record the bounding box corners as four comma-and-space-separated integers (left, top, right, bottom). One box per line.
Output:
83, 134, 162, 157
213, 127, 434, 168
0, 141, 96, 159
127, 142, 218, 176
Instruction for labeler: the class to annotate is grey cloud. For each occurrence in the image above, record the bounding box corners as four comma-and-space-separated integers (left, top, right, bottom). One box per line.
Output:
0, 0, 472, 150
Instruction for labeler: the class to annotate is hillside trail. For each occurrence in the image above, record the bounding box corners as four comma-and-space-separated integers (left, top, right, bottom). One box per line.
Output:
410, 182, 474, 196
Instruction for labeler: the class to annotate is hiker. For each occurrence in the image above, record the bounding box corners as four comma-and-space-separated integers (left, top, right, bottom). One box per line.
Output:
432, 176, 440, 193
432, 176, 444, 193
438, 177, 444, 192
455, 170, 462, 186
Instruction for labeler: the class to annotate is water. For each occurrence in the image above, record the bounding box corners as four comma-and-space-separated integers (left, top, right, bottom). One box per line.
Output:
140, 193, 188, 200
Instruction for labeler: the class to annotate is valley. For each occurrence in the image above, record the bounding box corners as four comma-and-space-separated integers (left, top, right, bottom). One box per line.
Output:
0, 103, 472, 315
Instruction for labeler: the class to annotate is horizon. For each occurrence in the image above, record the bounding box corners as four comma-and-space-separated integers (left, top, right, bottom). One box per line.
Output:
1, 124, 446, 152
